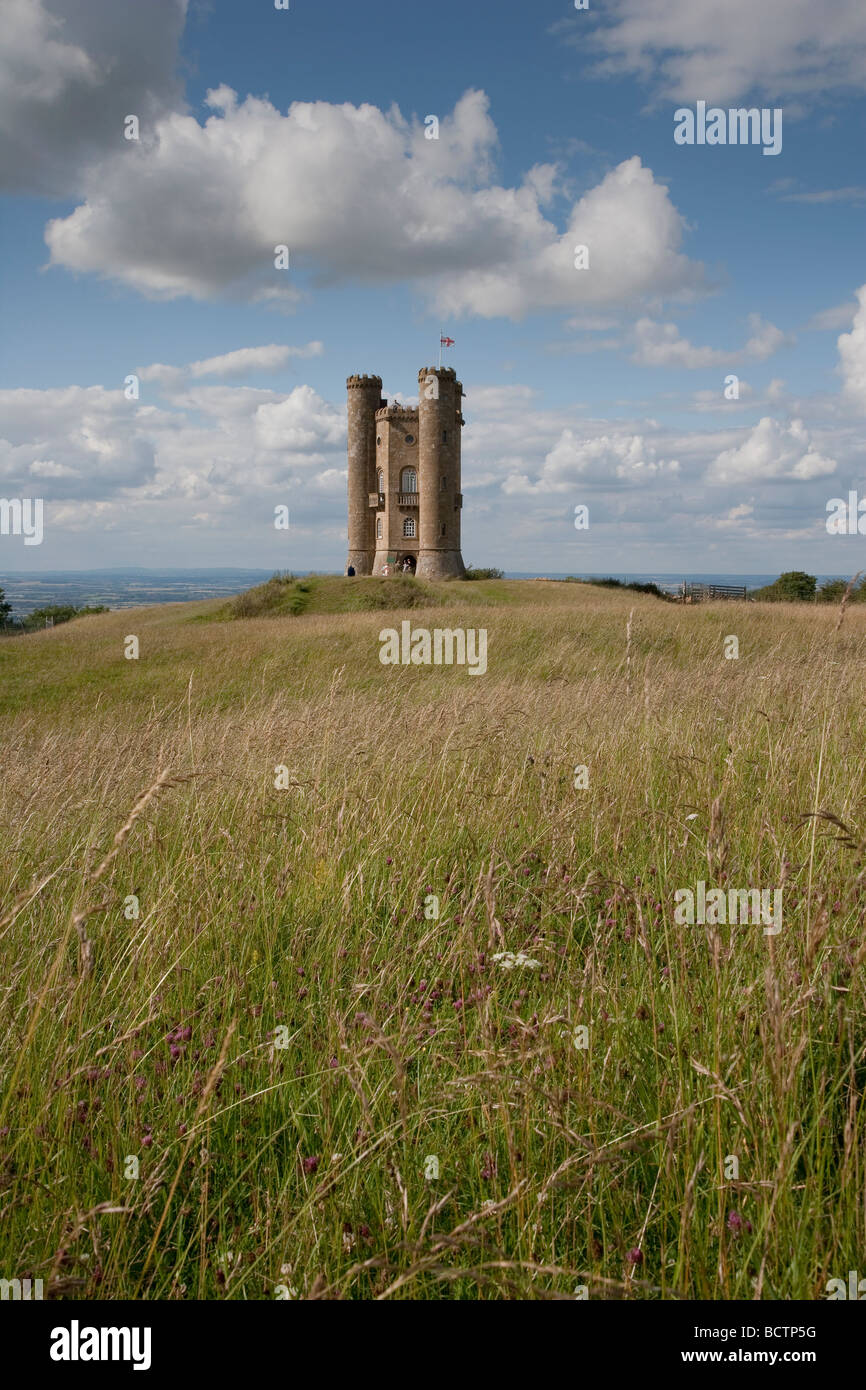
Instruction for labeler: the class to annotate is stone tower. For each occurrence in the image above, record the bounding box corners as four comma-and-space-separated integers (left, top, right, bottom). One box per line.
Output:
346, 373, 385, 576
345, 366, 465, 578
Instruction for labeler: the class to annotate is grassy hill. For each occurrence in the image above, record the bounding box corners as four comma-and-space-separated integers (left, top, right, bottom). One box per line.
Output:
1, 579, 865, 1299
218, 571, 524, 618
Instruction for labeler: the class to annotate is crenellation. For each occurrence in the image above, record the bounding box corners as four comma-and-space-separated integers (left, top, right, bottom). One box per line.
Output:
375, 404, 419, 420
347, 373, 384, 389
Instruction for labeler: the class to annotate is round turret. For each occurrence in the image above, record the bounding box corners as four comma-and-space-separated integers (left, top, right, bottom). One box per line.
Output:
416, 368, 465, 579
346, 374, 385, 574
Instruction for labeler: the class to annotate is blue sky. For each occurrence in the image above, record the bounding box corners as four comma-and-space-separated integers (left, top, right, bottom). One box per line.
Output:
1, 0, 865, 575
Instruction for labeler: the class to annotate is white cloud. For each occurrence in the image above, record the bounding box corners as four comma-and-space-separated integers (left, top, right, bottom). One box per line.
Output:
464, 385, 539, 413
549, 336, 623, 356
692, 383, 754, 411
837, 284, 866, 408
781, 187, 866, 204
254, 386, 345, 453
0, 387, 159, 495
504, 429, 680, 494
706, 417, 837, 484
564, 313, 621, 332
29, 459, 80, 477
0, 380, 346, 510
808, 301, 858, 331
0, 0, 187, 193
139, 342, 323, 386
435, 155, 706, 318
566, 0, 866, 104
2, 371, 859, 569
632, 319, 727, 369
42, 87, 706, 317
190, 342, 323, 377
631, 313, 790, 368
742, 315, 791, 361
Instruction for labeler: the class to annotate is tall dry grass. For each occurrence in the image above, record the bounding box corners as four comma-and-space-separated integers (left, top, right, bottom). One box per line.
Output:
0, 583, 864, 1299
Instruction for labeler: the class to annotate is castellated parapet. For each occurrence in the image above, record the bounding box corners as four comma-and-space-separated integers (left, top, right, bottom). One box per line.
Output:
375, 404, 420, 423
345, 366, 465, 579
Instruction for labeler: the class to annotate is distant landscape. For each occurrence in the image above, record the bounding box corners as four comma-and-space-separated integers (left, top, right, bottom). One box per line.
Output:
0, 568, 859, 619
0, 569, 278, 618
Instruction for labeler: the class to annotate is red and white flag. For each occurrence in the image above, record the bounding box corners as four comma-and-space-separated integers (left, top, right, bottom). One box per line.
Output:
440, 336, 455, 347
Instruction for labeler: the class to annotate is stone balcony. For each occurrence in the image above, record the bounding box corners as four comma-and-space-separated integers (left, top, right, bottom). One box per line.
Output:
397, 492, 419, 506
368, 493, 385, 508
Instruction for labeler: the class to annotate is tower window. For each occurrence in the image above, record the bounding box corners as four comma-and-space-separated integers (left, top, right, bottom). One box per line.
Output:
376, 436, 381, 445
405, 434, 415, 445
440, 522, 447, 538
376, 517, 383, 539
442, 429, 448, 444
377, 470, 384, 493
400, 468, 417, 493
403, 517, 416, 538
440, 475, 447, 491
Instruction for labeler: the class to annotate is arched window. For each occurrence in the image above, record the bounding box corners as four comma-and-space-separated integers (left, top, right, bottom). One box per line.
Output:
403, 517, 416, 538
376, 517, 383, 539
400, 468, 417, 493
377, 470, 384, 494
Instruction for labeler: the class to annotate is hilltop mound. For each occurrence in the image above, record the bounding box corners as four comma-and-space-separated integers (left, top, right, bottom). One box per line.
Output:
224, 572, 438, 618
216, 571, 551, 620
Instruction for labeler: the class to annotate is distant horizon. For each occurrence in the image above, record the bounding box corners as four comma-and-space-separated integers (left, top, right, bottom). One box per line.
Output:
1, 565, 858, 580
2, 563, 861, 619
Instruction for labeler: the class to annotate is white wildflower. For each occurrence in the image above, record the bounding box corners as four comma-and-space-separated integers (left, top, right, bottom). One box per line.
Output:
493, 951, 541, 971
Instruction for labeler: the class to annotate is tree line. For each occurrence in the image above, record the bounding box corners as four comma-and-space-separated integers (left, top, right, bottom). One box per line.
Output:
0, 588, 108, 634
751, 571, 866, 603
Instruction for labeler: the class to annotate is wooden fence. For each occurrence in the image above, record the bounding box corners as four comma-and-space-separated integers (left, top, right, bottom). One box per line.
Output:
680, 582, 748, 603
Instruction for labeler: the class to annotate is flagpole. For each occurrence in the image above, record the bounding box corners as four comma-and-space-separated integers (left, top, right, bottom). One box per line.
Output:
438, 331, 442, 370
